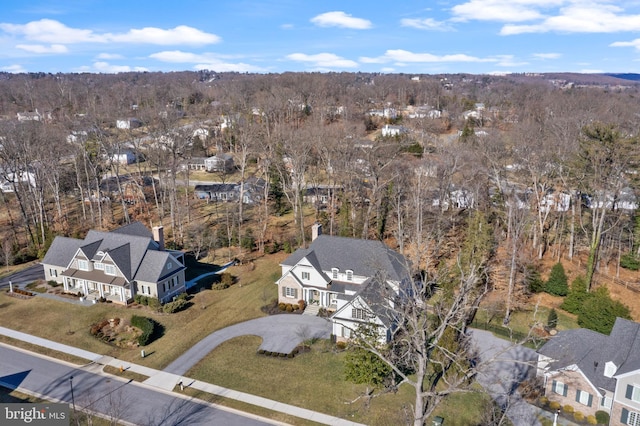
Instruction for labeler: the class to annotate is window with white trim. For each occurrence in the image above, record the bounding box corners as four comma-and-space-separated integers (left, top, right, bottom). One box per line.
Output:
94, 262, 104, 270
346, 270, 353, 281
167, 262, 172, 270
332, 268, 338, 279
352, 308, 367, 320
104, 264, 116, 275
284, 287, 297, 298
552, 380, 567, 396
629, 411, 640, 426
301, 271, 310, 280
601, 396, 612, 409
77, 259, 89, 271
576, 389, 592, 406
628, 385, 640, 403
341, 326, 351, 338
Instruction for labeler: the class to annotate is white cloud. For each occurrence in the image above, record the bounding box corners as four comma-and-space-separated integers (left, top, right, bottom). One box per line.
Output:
109, 25, 220, 45
149, 50, 265, 72
533, 52, 561, 59
1, 64, 26, 73
92, 61, 149, 73
0, 19, 220, 45
401, 18, 455, 31
500, 3, 640, 35
611, 38, 640, 50
451, 0, 552, 23
97, 53, 124, 60
286, 52, 358, 68
494, 55, 528, 67
16, 43, 68, 53
360, 49, 497, 64
310, 11, 372, 29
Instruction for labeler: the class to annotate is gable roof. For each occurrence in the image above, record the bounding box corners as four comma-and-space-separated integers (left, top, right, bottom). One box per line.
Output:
281, 235, 407, 282
538, 317, 640, 392
42, 222, 180, 284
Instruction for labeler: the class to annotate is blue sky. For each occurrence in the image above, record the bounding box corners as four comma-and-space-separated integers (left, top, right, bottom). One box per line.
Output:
2, 0, 640, 75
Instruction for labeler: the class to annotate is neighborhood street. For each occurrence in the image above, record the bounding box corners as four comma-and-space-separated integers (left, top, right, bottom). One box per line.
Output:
0, 344, 278, 426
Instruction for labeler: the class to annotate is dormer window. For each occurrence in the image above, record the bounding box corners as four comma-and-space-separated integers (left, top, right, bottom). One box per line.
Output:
604, 361, 617, 378
94, 262, 104, 270
332, 268, 338, 279
346, 270, 353, 281
167, 262, 172, 270
301, 271, 310, 280
78, 260, 89, 271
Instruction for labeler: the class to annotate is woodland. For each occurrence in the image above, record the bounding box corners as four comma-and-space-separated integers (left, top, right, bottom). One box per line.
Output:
2, 70, 640, 424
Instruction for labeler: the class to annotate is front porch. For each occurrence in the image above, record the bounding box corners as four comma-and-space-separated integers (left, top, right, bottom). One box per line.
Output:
64, 278, 131, 304
304, 288, 337, 311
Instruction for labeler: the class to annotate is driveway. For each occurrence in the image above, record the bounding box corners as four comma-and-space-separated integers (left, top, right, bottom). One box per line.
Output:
469, 329, 542, 425
0, 263, 44, 288
164, 315, 332, 376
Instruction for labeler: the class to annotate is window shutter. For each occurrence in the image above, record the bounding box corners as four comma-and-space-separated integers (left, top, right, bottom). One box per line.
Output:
282, 286, 286, 297
552, 380, 557, 392
563, 384, 568, 397
294, 288, 298, 299
587, 394, 592, 407
621, 408, 629, 423
627, 384, 634, 399
575, 389, 581, 402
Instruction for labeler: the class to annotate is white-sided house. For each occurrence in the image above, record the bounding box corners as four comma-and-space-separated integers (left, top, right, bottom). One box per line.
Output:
42, 223, 186, 304
381, 124, 409, 138
276, 223, 408, 344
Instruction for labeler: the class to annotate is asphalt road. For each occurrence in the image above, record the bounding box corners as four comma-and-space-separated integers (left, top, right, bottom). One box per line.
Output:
0, 263, 44, 288
0, 344, 277, 426
469, 329, 542, 426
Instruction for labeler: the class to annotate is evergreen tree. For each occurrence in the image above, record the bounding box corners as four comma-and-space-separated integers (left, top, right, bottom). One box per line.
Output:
547, 308, 558, 329
560, 276, 589, 314
545, 262, 568, 296
578, 287, 631, 334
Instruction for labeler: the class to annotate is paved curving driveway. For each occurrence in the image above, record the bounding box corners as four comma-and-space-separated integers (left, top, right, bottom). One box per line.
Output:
164, 315, 332, 376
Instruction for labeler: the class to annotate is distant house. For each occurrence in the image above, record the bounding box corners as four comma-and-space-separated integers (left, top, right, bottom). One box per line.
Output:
16, 111, 41, 122
116, 118, 143, 130
368, 108, 397, 120
537, 318, 640, 422
194, 183, 238, 202
108, 147, 140, 165
276, 223, 409, 344
205, 153, 234, 173
381, 124, 409, 138
42, 223, 186, 304
0, 170, 36, 193
303, 185, 342, 209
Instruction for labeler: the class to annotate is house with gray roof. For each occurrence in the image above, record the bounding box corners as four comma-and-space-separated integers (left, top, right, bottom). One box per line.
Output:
42, 222, 186, 304
537, 318, 640, 423
276, 223, 408, 343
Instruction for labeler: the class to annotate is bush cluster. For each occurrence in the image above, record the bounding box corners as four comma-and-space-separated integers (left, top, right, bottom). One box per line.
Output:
278, 303, 300, 312
90, 319, 109, 336
620, 253, 640, 270
10, 288, 35, 297
563, 405, 574, 414
595, 411, 610, 424
163, 298, 188, 314
134, 294, 161, 310
573, 411, 584, 422
545, 262, 568, 296
212, 272, 235, 290
257, 347, 299, 358
586, 414, 597, 425
131, 315, 155, 346
549, 401, 561, 410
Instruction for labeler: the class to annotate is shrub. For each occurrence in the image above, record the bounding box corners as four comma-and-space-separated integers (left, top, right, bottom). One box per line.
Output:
278, 303, 286, 311
547, 308, 558, 329
220, 272, 234, 287
163, 298, 188, 314
545, 262, 568, 296
595, 411, 610, 424
578, 286, 631, 334
620, 253, 640, 270
549, 401, 561, 410
560, 275, 589, 314
131, 315, 155, 346
563, 405, 574, 414
147, 297, 161, 311
298, 299, 306, 311
573, 411, 584, 422
586, 414, 597, 425
285, 304, 293, 312
335, 341, 347, 351
526, 265, 545, 293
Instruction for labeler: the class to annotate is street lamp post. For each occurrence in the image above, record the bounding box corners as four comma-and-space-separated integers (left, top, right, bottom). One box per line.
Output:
69, 376, 76, 416
553, 408, 560, 426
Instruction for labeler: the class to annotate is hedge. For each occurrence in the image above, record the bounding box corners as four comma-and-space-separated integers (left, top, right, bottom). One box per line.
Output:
131, 315, 155, 346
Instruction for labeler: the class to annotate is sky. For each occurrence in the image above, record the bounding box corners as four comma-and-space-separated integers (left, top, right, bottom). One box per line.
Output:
2, 0, 640, 75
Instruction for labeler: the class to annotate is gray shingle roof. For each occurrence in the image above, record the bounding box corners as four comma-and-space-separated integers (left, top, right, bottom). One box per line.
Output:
43, 222, 180, 285
538, 317, 640, 392
282, 235, 408, 281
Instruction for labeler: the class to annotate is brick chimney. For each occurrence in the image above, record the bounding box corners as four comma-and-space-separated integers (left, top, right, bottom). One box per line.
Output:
152, 226, 165, 251
312, 222, 322, 241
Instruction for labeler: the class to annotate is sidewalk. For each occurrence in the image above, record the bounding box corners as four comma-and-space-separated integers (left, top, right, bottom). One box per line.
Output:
0, 326, 364, 426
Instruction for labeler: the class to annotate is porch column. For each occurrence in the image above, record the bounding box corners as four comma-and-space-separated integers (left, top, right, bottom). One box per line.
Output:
81, 280, 88, 296
63, 277, 69, 292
